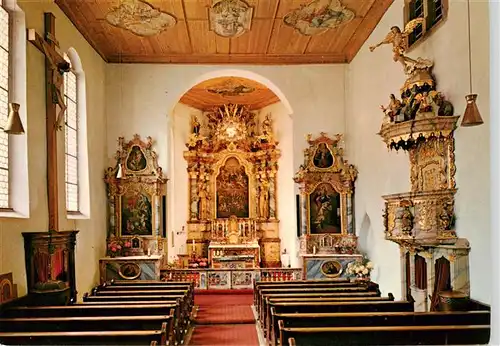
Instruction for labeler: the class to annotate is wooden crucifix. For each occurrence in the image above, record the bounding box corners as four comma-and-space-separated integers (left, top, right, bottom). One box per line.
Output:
27, 13, 71, 231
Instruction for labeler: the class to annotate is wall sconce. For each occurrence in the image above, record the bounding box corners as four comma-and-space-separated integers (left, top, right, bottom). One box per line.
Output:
461, 0, 484, 127
4, 103, 25, 135
116, 163, 123, 178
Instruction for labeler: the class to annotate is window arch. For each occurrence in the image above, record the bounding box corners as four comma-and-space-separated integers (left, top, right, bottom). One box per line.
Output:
64, 48, 89, 218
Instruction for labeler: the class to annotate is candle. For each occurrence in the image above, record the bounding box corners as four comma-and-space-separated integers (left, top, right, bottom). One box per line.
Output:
313, 246, 317, 255
192, 239, 195, 248
147, 248, 151, 256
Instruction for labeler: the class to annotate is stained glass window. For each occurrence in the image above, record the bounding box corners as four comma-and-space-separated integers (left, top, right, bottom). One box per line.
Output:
64, 69, 79, 212
0, 0, 10, 209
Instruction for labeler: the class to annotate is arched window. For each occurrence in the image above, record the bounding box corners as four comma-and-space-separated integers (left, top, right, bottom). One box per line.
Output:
63, 62, 79, 212
0, 0, 29, 218
0, 0, 11, 209
64, 49, 89, 218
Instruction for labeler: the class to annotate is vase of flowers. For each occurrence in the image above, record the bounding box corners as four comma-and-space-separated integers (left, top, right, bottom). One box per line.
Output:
346, 255, 374, 282
188, 255, 209, 269
107, 238, 126, 258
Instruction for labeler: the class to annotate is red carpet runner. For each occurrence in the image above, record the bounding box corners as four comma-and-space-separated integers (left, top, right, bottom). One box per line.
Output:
188, 290, 259, 346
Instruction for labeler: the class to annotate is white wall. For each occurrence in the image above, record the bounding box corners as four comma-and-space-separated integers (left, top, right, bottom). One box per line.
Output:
105, 65, 346, 175
0, 1, 107, 298
259, 102, 298, 267
106, 65, 346, 262
168, 103, 202, 259
346, 0, 491, 303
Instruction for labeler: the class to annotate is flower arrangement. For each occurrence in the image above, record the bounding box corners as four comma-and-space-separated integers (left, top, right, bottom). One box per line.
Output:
107, 237, 132, 257
346, 255, 374, 279
188, 254, 209, 268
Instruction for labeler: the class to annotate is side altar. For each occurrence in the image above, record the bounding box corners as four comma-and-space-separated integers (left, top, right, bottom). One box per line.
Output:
184, 104, 281, 267
103, 135, 168, 279
294, 133, 362, 280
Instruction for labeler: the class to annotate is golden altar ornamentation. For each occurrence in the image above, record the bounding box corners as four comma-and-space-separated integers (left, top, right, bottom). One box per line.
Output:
104, 135, 168, 265
294, 133, 358, 255
184, 104, 281, 267
372, 21, 471, 309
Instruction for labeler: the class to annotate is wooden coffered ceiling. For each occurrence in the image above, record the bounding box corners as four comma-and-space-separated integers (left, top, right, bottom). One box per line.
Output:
55, 0, 393, 64
180, 77, 280, 110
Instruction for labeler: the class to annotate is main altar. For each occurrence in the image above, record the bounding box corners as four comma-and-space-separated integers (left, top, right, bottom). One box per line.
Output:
184, 104, 281, 268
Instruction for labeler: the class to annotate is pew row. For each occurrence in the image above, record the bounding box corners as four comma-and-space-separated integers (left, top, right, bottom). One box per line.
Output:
267, 300, 414, 341
282, 324, 490, 345
271, 309, 490, 346
0, 327, 168, 345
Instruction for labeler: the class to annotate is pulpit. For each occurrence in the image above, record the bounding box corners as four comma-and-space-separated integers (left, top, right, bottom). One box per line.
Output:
208, 216, 260, 268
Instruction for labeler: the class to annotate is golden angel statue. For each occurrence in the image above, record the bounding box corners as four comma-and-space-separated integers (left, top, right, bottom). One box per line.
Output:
369, 18, 433, 75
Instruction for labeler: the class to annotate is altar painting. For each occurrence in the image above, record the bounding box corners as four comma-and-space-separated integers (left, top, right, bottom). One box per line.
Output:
121, 191, 153, 236
309, 183, 341, 234
216, 157, 249, 218
313, 142, 334, 168
126, 145, 147, 172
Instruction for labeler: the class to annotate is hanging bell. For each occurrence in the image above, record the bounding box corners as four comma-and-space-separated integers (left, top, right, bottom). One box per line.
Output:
461, 94, 484, 127
4, 103, 25, 135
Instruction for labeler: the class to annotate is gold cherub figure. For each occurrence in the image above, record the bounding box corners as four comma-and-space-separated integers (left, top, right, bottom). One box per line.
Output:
369, 18, 433, 75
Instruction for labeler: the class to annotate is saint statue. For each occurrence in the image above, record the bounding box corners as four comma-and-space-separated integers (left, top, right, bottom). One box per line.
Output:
198, 183, 209, 220
369, 18, 433, 75
191, 116, 201, 135
380, 94, 402, 124
259, 180, 270, 220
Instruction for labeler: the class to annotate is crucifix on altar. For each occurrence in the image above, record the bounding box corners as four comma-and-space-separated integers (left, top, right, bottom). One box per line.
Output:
27, 13, 71, 232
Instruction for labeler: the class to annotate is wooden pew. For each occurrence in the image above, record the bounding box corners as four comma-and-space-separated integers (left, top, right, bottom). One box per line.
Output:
1, 304, 184, 345
281, 324, 491, 345
0, 326, 168, 345
96, 282, 194, 309
255, 291, 380, 320
1, 303, 178, 318
0, 311, 176, 345
258, 291, 380, 321
254, 280, 364, 306
262, 294, 394, 329
267, 300, 414, 341
271, 309, 490, 346
257, 286, 375, 325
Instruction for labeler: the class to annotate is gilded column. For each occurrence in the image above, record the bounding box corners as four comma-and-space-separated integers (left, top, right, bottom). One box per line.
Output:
188, 168, 199, 220
269, 178, 276, 219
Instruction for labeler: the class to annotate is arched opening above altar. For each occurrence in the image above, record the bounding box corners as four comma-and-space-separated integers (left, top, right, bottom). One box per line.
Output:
166, 70, 298, 269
